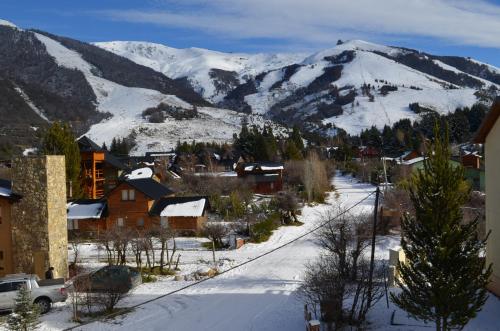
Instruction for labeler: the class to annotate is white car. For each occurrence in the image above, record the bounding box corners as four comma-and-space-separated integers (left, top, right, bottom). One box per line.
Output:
0, 274, 67, 314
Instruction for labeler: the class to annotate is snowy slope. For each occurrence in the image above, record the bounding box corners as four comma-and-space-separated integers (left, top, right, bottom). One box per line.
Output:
95, 41, 305, 102
99, 39, 499, 135
33, 32, 264, 154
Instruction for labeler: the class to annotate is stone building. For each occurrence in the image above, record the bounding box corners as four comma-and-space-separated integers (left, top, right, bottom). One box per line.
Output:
0, 156, 68, 278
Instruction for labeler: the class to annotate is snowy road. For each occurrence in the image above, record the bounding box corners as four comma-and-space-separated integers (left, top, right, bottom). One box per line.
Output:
61, 175, 375, 331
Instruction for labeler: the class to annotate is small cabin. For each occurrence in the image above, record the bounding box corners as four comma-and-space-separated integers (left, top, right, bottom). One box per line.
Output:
150, 196, 210, 234
235, 162, 284, 194
67, 199, 108, 237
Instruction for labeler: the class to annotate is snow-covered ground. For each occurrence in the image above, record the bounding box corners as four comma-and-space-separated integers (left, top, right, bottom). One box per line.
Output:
7, 174, 498, 331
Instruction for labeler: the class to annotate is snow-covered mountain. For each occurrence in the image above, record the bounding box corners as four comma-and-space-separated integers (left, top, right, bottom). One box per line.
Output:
95, 41, 305, 103
1, 18, 499, 158
98, 40, 499, 135
0, 22, 259, 156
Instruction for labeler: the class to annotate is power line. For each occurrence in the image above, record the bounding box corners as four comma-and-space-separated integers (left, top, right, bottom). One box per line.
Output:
64, 190, 376, 331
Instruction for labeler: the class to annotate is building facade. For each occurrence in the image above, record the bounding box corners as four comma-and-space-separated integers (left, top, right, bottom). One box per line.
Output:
475, 98, 500, 296
0, 156, 68, 279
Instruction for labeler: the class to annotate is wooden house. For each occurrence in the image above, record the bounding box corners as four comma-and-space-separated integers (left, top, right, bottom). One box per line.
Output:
150, 196, 210, 234
474, 97, 500, 296
78, 136, 129, 199
106, 177, 174, 230
235, 162, 284, 194
461, 152, 482, 169
354, 146, 380, 159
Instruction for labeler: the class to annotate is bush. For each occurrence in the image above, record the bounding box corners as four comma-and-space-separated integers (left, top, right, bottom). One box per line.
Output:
250, 214, 280, 243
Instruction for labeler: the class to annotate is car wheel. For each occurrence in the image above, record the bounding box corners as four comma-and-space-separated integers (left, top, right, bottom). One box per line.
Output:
34, 298, 51, 314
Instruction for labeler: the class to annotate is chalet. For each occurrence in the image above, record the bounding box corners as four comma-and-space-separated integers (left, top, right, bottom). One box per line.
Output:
460, 152, 485, 191
150, 196, 210, 234
354, 146, 380, 159
235, 162, 284, 194
474, 97, 500, 296
67, 199, 108, 236
78, 136, 129, 199
399, 150, 421, 162
106, 176, 174, 230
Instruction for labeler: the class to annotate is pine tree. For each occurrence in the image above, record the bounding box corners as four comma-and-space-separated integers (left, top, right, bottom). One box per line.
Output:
290, 126, 304, 152
284, 141, 303, 160
42, 122, 82, 198
391, 125, 492, 331
7, 286, 41, 331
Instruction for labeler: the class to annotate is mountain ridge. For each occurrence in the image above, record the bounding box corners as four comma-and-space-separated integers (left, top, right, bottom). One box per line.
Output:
0, 19, 498, 158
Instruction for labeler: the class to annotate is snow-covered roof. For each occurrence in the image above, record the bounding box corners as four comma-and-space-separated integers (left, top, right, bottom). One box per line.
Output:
400, 156, 426, 166
160, 198, 207, 217
0, 179, 20, 200
242, 162, 284, 172
0, 186, 12, 197
125, 167, 153, 180
67, 200, 106, 220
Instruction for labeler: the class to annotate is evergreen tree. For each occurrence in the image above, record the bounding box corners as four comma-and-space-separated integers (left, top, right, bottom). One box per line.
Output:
284, 141, 303, 160
101, 142, 108, 151
42, 122, 82, 198
391, 125, 492, 331
7, 285, 41, 331
290, 126, 304, 152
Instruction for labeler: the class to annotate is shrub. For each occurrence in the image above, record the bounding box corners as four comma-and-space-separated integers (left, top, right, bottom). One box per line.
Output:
250, 214, 280, 243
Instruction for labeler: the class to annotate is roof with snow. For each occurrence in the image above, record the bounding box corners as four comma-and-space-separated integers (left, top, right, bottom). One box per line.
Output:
124, 167, 153, 180
239, 162, 284, 173
150, 196, 209, 217
124, 178, 174, 200
67, 200, 107, 220
0, 179, 21, 201
399, 156, 426, 166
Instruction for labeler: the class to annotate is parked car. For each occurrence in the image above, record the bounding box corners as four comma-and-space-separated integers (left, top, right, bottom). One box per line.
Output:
0, 274, 67, 314
69, 265, 141, 293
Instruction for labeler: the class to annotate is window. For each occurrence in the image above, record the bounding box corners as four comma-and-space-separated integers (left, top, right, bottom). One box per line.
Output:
160, 217, 168, 228
137, 218, 144, 227
0, 251, 4, 260
0, 281, 25, 293
121, 189, 136, 201
117, 218, 124, 227
0, 283, 10, 292
68, 219, 79, 230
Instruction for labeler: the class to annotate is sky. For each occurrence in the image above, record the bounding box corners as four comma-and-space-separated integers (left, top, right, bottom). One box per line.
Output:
2, 0, 500, 67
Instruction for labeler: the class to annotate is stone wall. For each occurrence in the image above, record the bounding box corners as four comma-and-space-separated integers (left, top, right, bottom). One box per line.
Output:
11, 156, 68, 278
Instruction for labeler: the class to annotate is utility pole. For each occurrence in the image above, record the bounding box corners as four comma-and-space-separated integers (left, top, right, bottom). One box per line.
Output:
367, 186, 380, 307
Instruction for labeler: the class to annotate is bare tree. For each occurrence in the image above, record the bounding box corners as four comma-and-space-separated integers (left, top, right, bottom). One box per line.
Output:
298, 209, 385, 329
203, 222, 229, 265
274, 190, 300, 224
